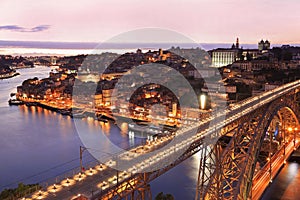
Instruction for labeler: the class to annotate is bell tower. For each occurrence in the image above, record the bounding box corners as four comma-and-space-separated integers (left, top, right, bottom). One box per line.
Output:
236, 38, 239, 49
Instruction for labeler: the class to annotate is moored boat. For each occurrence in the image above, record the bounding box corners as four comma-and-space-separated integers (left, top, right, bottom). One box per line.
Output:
8, 99, 24, 105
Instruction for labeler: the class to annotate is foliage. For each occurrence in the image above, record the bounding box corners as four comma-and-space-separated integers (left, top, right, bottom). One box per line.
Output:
0, 183, 40, 200
155, 192, 175, 200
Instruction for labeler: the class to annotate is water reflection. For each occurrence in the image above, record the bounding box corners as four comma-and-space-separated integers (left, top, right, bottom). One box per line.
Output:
120, 122, 128, 136
262, 160, 300, 199
101, 121, 111, 135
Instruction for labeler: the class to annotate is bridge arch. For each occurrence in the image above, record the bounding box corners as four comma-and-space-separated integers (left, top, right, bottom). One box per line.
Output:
239, 97, 300, 199
246, 100, 299, 199
200, 93, 300, 200
256, 104, 298, 163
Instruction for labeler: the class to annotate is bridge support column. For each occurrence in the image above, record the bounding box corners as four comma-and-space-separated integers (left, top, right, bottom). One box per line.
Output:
195, 142, 222, 200
136, 184, 151, 200
268, 145, 273, 184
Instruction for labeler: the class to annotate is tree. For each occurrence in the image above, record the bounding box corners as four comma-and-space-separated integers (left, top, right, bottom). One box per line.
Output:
155, 192, 175, 200
0, 182, 40, 199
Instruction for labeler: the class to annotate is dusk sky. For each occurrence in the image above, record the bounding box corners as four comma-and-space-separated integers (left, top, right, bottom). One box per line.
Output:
1, 0, 300, 44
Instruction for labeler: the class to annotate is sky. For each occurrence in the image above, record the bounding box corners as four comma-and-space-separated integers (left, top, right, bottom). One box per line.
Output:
0, 0, 300, 44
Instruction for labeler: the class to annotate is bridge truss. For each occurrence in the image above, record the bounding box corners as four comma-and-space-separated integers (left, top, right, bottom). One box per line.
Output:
98, 82, 300, 200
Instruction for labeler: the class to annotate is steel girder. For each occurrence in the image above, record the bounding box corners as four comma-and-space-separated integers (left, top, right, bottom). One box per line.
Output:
197, 90, 300, 200
97, 91, 300, 200
95, 138, 205, 200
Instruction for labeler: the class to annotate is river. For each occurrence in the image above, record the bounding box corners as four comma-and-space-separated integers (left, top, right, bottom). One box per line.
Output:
261, 159, 300, 199
0, 66, 200, 199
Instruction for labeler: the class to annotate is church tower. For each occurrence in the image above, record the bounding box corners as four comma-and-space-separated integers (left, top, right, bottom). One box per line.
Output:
236, 38, 239, 49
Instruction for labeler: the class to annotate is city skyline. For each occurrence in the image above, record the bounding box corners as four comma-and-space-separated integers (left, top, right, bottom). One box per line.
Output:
1, 0, 300, 44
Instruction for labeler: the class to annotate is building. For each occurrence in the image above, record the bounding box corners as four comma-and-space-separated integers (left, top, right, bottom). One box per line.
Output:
210, 38, 272, 68
258, 39, 270, 51
251, 60, 274, 70
241, 49, 260, 60
232, 60, 252, 71
210, 38, 241, 68
225, 84, 237, 93
232, 60, 274, 71
202, 81, 228, 99
264, 83, 280, 91
211, 49, 240, 68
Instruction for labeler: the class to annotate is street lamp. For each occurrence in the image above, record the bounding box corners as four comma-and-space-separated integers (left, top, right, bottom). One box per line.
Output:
294, 127, 298, 150
80, 146, 88, 173
80, 146, 120, 186
200, 94, 206, 110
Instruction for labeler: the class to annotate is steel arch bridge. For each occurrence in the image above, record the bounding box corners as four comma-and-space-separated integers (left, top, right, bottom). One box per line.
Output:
195, 89, 300, 200
99, 81, 300, 200
29, 80, 300, 200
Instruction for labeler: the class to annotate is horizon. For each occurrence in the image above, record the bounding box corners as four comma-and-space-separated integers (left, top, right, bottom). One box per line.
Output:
1, 39, 300, 56
1, 39, 300, 49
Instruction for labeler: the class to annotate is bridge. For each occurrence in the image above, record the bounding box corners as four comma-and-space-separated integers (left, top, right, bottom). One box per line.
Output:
26, 80, 300, 200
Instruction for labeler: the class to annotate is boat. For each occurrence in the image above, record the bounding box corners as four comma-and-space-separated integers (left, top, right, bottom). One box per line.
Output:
96, 113, 116, 122
72, 112, 85, 118
128, 123, 164, 135
25, 102, 38, 106
71, 109, 85, 118
98, 118, 109, 123
96, 114, 110, 123
8, 99, 24, 106
136, 121, 150, 126
59, 110, 72, 116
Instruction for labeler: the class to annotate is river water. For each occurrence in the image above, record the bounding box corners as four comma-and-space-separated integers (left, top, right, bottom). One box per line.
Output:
261, 159, 300, 200
0, 66, 200, 199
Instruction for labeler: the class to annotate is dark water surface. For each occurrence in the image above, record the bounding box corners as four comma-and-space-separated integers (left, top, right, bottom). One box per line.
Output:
261, 160, 300, 200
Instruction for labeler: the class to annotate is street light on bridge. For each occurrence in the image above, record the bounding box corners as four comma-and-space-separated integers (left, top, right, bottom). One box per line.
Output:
287, 126, 299, 151
200, 94, 206, 110
80, 146, 88, 173
294, 127, 298, 150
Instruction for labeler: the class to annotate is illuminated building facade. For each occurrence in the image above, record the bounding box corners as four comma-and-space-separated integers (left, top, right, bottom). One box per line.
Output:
210, 38, 240, 68
210, 38, 271, 68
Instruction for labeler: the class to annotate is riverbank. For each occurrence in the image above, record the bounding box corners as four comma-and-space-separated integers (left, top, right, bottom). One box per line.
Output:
0, 183, 40, 200
9, 98, 117, 123
0, 72, 20, 79
12, 65, 34, 70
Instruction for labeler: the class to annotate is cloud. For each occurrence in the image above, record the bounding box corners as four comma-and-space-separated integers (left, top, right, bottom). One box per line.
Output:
0, 25, 50, 32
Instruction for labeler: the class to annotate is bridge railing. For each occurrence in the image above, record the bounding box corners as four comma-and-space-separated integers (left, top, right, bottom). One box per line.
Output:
252, 140, 298, 200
